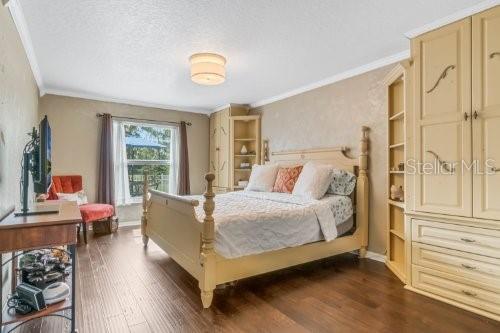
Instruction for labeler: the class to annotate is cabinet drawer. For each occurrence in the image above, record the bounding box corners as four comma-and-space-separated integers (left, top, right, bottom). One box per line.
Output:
412, 219, 500, 258
412, 243, 500, 285
412, 265, 500, 315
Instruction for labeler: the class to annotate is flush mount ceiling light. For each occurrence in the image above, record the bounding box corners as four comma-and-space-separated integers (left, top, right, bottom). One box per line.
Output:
189, 53, 226, 85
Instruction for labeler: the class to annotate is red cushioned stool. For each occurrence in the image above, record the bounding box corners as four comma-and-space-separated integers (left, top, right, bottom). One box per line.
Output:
48, 175, 116, 244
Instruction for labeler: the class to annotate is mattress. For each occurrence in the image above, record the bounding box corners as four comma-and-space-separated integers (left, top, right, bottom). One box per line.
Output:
190, 191, 353, 258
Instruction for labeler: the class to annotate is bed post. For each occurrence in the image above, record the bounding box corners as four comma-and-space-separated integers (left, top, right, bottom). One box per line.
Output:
199, 173, 216, 308
358, 126, 370, 258
141, 172, 149, 247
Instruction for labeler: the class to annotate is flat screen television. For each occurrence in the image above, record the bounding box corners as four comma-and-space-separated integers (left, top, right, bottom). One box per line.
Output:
33, 116, 52, 194
14, 116, 56, 216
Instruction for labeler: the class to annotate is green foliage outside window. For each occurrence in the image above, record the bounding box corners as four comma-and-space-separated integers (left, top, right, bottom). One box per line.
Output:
125, 124, 172, 196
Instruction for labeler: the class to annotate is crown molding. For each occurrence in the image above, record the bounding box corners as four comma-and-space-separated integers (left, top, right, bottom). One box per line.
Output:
211, 103, 250, 114
43, 87, 211, 114
212, 103, 232, 113
405, 0, 500, 38
250, 50, 410, 109
6, 0, 45, 95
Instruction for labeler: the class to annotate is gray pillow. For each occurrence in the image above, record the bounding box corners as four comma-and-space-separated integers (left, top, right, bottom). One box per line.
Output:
328, 169, 356, 196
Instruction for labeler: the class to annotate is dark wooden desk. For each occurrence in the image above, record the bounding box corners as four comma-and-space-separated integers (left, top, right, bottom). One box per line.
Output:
0, 201, 81, 333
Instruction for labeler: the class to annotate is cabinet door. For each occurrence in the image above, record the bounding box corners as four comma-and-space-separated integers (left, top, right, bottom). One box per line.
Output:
209, 113, 219, 186
218, 109, 230, 188
472, 6, 500, 220
412, 18, 472, 216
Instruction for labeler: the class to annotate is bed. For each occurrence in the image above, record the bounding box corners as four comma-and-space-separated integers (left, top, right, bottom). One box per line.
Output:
141, 126, 369, 308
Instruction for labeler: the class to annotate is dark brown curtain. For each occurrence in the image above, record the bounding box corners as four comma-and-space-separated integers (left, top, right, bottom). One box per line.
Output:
97, 113, 115, 205
178, 121, 190, 195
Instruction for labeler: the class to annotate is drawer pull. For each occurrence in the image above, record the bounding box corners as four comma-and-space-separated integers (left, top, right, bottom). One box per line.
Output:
461, 264, 476, 270
460, 238, 476, 243
461, 290, 477, 297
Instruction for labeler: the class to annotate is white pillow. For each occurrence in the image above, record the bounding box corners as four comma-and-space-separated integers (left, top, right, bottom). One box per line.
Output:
245, 164, 279, 192
57, 190, 88, 206
292, 162, 334, 200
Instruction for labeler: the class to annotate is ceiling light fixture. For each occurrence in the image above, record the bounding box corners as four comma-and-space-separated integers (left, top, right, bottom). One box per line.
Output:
189, 53, 226, 85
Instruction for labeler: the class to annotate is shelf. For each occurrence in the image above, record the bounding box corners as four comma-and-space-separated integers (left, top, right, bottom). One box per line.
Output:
390, 229, 405, 240
1, 298, 71, 326
388, 199, 405, 209
389, 111, 405, 121
389, 142, 405, 149
234, 154, 256, 157
389, 171, 405, 174
234, 138, 256, 141
234, 168, 252, 171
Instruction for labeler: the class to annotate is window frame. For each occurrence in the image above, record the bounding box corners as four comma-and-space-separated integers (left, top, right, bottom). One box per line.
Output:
123, 122, 174, 199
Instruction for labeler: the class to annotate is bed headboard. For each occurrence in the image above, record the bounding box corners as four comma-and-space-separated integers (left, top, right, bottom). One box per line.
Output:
264, 126, 370, 255
268, 147, 357, 173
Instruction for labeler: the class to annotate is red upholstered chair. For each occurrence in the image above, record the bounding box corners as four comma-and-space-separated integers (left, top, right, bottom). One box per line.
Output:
48, 175, 115, 244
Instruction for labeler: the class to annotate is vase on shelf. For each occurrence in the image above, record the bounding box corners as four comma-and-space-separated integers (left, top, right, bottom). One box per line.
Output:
390, 185, 404, 202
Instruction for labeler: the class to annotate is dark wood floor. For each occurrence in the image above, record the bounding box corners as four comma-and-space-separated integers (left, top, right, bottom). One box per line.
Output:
14, 226, 500, 333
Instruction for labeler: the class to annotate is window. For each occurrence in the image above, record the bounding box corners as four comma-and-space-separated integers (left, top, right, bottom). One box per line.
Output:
113, 120, 179, 205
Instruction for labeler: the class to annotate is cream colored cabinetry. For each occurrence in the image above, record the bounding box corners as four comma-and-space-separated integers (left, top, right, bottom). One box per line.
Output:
230, 116, 261, 190
406, 6, 500, 322
472, 6, 500, 219
406, 214, 500, 320
411, 18, 472, 217
209, 105, 260, 192
383, 63, 409, 283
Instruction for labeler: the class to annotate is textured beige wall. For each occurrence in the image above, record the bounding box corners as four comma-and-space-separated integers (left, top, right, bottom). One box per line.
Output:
38, 95, 209, 221
0, 4, 39, 305
252, 65, 393, 255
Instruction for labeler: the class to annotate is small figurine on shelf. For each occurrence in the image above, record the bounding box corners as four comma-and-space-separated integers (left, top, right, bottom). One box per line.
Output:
390, 185, 404, 202
398, 162, 405, 171
240, 145, 248, 155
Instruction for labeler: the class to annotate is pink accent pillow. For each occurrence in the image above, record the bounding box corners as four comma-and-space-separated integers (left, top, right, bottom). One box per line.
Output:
273, 166, 303, 193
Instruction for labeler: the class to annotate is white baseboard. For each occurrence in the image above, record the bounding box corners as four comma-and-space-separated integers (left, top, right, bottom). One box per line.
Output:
118, 220, 141, 228
364, 251, 386, 263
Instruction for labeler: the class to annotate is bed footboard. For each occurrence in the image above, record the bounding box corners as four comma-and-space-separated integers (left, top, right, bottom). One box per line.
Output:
141, 173, 217, 308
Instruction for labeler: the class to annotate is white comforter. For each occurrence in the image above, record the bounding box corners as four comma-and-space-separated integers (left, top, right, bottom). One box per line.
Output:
190, 191, 353, 258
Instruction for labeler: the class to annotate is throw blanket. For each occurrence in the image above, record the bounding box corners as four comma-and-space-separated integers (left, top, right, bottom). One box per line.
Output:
189, 191, 353, 258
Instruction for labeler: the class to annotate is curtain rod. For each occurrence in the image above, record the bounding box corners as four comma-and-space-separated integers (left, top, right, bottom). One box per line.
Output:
96, 113, 192, 126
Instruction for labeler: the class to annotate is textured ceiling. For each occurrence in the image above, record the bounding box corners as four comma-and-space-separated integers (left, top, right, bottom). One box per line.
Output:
19, 0, 485, 113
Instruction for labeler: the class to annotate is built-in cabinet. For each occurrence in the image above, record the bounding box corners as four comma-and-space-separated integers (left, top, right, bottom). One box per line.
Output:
209, 104, 261, 192
411, 17, 472, 217
405, 5, 500, 322
383, 63, 410, 283
472, 7, 500, 220
411, 6, 500, 219
230, 116, 261, 190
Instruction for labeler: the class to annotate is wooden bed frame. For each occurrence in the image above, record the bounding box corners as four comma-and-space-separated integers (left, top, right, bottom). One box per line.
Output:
141, 126, 370, 308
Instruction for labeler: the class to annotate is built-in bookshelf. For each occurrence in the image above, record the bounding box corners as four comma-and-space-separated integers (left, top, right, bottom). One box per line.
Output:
230, 115, 261, 191
383, 63, 409, 283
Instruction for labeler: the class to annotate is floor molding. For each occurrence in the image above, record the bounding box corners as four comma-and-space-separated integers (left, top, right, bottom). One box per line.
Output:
118, 220, 141, 228
250, 50, 410, 109
405, 0, 500, 38
364, 251, 386, 263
